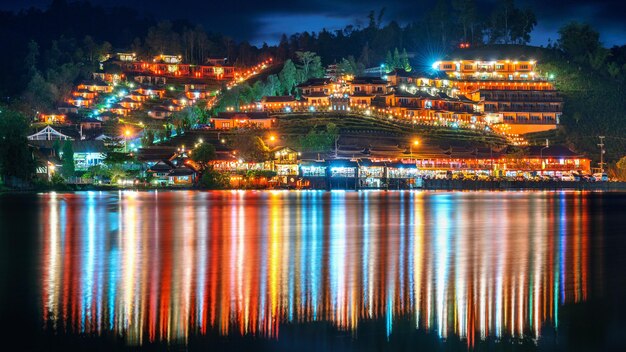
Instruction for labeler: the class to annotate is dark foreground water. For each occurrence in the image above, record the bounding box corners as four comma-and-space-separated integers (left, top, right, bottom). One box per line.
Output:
1, 191, 626, 351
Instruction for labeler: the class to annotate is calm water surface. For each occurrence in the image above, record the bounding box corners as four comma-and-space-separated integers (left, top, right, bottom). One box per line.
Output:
1, 190, 626, 351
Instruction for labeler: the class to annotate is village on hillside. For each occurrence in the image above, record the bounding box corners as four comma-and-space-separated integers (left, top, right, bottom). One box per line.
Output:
26, 45, 600, 190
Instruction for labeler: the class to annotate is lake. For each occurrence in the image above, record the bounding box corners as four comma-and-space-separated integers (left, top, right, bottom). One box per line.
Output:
1, 190, 626, 351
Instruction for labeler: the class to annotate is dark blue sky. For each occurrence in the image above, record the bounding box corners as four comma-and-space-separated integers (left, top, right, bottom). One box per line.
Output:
2, 0, 625, 47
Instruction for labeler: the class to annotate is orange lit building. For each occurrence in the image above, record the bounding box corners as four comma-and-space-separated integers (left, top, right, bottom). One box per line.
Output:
114, 54, 236, 80
77, 80, 113, 94
260, 96, 297, 111
431, 51, 562, 134
37, 112, 66, 124
211, 112, 276, 130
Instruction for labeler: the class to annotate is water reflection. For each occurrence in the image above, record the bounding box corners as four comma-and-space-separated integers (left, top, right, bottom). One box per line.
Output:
40, 191, 596, 346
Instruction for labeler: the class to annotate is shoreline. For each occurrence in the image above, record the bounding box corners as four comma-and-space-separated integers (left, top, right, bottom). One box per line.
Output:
2, 181, 626, 193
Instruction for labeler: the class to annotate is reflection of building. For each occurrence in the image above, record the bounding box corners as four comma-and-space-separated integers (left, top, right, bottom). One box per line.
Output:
39, 192, 595, 346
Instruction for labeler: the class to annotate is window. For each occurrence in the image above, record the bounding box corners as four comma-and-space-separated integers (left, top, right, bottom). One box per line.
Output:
519, 64, 529, 70
464, 64, 473, 70
531, 115, 541, 121
495, 64, 504, 70
504, 115, 514, 122
220, 122, 230, 129
443, 64, 453, 70
354, 86, 361, 92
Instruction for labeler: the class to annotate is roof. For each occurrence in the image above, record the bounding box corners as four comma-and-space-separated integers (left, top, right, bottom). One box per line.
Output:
28, 126, 76, 140
80, 118, 102, 123
151, 106, 172, 112
269, 146, 298, 154
168, 166, 196, 176
328, 159, 359, 167
303, 92, 328, 98
137, 146, 177, 162
29, 140, 106, 153
523, 145, 584, 158
297, 78, 332, 87
350, 92, 374, 97
147, 160, 175, 172
262, 95, 296, 103
351, 77, 387, 85
57, 102, 79, 109
79, 79, 109, 87
445, 44, 547, 62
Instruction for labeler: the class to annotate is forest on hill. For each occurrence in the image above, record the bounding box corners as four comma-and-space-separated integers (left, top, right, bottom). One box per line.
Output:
1, 0, 626, 164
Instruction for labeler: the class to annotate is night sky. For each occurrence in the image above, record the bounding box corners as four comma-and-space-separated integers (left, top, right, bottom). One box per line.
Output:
2, 0, 625, 47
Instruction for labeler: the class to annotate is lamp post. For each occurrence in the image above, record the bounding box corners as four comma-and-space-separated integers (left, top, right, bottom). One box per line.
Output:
124, 128, 132, 153
410, 139, 419, 163
598, 136, 606, 173
540, 139, 549, 176
269, 134, 276, 148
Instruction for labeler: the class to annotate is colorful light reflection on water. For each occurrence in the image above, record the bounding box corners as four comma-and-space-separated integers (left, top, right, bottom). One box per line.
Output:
39, 191, 596, 346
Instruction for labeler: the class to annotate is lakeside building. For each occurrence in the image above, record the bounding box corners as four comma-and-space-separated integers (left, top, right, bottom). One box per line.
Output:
136, 141, 590, 189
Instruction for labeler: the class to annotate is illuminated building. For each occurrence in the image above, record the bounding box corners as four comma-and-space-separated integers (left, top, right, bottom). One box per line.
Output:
111, 54, 236, 80
432, 50, 561, 134
77, 79, 114, 94
260, 95, 297, 111
147, 106, 174, 119
210, 112, 276, 130
37, 112, 66, 124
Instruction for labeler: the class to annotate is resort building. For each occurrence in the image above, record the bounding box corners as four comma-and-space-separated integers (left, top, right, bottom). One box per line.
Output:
430, 48, 562, 134
111, 54, 236, 80
210, 112, 276, 130
37, 112, 66, 124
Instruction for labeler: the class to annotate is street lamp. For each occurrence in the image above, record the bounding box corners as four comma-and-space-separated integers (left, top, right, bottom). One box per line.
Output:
269, 134, 276, 148
410, 139, 419, 163
124, 128, 132, 152
540, 139, 549, 176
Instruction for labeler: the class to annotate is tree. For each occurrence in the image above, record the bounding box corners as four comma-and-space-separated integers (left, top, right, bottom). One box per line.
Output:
338, 56, 364, 76
61, 141, 75, 178
613, 156, 626, 181
295, 51, 324, 80
278, 59, 297, 95
401, 49, 412, 72
510, 7, 536, 44
191, 143, 216, 170
558, 22, 603, 64
488, 0, 535, 44
141, 129, 155, 146
265, 75, 282, 96
453, 0, 478, 43
229, 128, 270, 162
0, 109, 35, 183
199, 169, 229, 189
